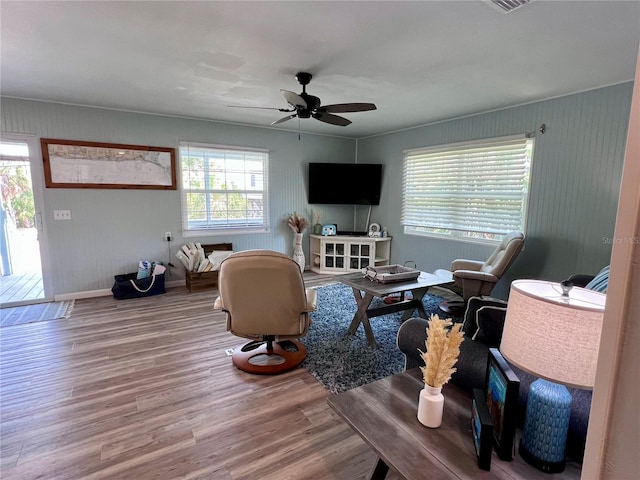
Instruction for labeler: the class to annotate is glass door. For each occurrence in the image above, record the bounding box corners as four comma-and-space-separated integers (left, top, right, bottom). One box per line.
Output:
0, 134, 52, 306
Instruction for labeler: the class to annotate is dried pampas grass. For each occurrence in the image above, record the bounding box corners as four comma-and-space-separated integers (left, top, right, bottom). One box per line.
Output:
419, 314, 465, 388
286, 212, 309, 233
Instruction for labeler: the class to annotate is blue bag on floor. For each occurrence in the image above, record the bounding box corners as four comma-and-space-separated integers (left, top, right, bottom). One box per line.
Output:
111, 272, 166, 300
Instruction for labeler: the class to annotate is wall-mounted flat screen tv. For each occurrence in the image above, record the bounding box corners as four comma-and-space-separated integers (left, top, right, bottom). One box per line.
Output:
308, 162, 383, 205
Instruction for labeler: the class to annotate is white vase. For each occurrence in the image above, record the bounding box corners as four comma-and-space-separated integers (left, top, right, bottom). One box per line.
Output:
293, 233, 305, 273
417, 384, 444, 428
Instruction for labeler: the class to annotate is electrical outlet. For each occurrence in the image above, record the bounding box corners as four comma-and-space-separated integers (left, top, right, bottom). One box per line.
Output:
53, 210, 72, 220
165, 232, 172, 242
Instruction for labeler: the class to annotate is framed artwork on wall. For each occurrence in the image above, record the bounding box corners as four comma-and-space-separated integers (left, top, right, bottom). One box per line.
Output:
41, 138, 176, 189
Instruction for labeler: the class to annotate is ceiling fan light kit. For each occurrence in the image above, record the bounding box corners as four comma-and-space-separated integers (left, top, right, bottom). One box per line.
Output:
239, 71, 376, 127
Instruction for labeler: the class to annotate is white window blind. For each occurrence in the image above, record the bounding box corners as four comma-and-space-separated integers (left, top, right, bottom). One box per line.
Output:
402, 136, 533, 242
180, 142, 269, 235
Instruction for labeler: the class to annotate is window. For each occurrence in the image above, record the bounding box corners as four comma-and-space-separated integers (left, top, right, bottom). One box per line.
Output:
180, 142, 269, 235
402, 135, 533, 244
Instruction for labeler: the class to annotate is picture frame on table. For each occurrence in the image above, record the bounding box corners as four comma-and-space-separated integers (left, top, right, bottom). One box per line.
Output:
485, 347, 520, 461
471, 388, 493, 471
41, 138, 176, 190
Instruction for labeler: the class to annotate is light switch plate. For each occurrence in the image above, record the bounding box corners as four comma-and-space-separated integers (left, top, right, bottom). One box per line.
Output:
53, 210, 72, 220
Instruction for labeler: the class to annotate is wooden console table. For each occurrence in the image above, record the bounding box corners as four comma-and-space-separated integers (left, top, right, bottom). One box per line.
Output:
327, 368, 582, 479
309, 234, 391, 274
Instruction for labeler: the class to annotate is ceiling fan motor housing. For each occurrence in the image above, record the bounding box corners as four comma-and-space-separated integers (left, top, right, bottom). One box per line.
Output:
298, 93, 320, 118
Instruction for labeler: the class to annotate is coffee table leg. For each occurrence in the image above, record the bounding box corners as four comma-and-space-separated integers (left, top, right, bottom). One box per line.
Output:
347, 290, 378, 348
400, 287, 429, 321
369, 457, 390, 479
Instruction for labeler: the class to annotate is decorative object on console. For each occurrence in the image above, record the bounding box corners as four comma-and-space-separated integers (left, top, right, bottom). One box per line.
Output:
500, 279, 605, 473
321, 224, 336, 236
417, 314, 464, 428
367, 222, 381, 237
312, 208, 322, 235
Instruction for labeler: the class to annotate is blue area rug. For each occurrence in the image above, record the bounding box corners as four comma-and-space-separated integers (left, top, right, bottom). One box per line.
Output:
301, 283, 443, 394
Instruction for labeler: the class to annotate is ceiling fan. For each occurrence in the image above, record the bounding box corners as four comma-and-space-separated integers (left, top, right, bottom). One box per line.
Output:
232, 72, 377, 127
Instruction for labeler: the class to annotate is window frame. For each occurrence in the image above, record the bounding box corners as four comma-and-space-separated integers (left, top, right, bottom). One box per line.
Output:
402, 135, 533, 246
179, 141, 269, 237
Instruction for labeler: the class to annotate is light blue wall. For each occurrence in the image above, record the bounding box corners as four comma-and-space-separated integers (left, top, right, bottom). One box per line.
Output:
2, 82, 633, 297
357, 82, 633, 298
0, 98, 356, 295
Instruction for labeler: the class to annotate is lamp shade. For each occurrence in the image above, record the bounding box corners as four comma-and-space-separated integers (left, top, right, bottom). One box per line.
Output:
500, 279, 605, 389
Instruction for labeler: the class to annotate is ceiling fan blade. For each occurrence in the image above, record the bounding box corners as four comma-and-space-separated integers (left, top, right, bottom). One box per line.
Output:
271, 113, 298, 126
228, 105, 282, 110
317, 103, 377, 113
313, 112, 352, 126
228, 105, 295, 112
281, 90, 307, 108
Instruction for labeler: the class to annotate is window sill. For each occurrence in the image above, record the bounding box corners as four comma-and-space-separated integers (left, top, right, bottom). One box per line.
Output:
183, 227, 270, 238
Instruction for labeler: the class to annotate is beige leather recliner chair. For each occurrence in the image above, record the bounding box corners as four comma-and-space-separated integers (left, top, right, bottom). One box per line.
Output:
214, 250, 317, 374
450, 231, 525, 301
436, 231, 525, 316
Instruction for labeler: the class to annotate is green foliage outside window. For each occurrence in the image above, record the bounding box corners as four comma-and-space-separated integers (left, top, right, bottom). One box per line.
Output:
0, 163, 35, 229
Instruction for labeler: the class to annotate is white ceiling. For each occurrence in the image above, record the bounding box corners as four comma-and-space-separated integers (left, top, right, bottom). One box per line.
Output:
1, 1, 639, 138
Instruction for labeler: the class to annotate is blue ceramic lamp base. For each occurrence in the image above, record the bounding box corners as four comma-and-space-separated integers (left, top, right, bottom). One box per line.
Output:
520, 378, 572, 474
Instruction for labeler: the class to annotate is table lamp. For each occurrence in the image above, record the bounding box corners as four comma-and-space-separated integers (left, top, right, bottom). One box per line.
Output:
500, 279, 605, 473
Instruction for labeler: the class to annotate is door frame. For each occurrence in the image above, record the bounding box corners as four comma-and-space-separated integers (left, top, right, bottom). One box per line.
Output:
1, 132, 54, 304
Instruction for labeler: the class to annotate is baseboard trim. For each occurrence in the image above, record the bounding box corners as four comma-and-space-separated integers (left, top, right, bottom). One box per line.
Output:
54, 279, 186, 301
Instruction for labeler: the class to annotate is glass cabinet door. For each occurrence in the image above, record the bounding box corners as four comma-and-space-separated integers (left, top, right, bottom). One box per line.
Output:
323, 241, 346, 271
348, 241, 373, 271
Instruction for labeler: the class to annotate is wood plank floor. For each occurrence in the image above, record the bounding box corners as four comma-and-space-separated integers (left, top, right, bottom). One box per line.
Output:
0, 273, 403, 480
0, 271, 45, 305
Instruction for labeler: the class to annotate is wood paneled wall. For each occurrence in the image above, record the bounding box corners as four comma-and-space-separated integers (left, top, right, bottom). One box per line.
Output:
357, 82, 633, 297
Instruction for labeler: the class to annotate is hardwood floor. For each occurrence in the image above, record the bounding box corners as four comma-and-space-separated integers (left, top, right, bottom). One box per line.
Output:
0, 273, 402, 480
0, 271, 45, 305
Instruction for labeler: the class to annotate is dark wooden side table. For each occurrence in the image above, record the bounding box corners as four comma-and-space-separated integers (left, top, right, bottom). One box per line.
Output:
327, 368, 582, 480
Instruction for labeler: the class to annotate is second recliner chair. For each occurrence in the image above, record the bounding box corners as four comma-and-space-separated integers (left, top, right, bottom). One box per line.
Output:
437, 231, 525, 315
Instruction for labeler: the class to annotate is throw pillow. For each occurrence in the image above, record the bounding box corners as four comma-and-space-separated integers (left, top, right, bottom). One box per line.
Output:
472, 306, 507, 347
585, 265, 610, 293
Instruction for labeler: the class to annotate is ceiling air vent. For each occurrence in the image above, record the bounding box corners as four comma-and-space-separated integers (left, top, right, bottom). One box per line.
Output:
484, 0, 533, 13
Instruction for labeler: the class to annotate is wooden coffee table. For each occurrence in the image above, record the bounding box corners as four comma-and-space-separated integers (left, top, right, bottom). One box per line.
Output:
336, 270, 453, 348
327, 368, 582, 480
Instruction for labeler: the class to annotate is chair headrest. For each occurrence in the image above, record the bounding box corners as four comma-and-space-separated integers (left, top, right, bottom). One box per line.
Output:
481, 231, 524, 274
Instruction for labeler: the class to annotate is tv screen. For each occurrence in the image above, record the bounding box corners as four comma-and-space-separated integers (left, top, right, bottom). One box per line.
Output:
308, 163, 383, 205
